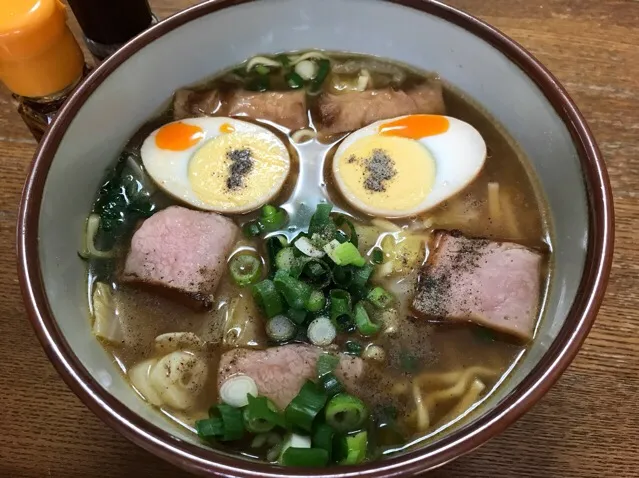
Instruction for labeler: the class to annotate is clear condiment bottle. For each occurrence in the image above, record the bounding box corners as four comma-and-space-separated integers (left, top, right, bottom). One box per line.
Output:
0, 0, 89, 141
66, 0, 156, 63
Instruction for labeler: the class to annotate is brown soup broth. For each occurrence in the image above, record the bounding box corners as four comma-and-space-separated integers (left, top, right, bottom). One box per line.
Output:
86, 51, 552, 457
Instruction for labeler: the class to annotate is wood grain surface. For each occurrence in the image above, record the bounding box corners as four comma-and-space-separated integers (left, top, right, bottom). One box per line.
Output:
0, 1, 637, 476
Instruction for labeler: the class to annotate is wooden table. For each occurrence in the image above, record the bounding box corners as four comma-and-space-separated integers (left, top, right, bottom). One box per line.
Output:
1, 1, 637, 476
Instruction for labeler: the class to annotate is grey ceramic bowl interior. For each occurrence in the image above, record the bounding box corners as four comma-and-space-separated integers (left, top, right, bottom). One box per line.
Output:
18, 0, 613, 476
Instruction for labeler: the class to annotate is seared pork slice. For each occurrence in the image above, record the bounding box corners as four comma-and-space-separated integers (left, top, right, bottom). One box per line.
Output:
226, 90, 308, 130
122, 206, 238, 310
218, 344, 364, 409
317, 82, 445, 135
173, 89, 223, 120
411, 231, 542, 341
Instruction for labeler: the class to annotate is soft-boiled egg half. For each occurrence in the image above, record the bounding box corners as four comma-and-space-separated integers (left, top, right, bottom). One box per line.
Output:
141, 117, 290, 213
332, 114, 486, 217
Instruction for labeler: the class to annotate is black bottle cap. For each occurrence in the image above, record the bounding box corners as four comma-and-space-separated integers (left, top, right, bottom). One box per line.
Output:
67, 0, 153, 45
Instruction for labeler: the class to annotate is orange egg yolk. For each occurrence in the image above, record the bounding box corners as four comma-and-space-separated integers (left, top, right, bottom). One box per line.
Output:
220, 122, 235, 133
378, 114, 449, 139
155, 122, 204, 151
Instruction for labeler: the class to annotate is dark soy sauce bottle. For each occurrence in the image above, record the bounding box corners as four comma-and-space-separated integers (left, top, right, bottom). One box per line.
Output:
67, 0, 156, 62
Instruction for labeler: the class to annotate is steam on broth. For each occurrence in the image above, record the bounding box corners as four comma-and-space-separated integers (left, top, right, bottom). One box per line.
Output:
84, 51, 550, 465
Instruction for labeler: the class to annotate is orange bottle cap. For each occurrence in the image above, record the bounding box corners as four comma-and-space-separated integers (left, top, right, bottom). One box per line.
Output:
0, 0, 85, 97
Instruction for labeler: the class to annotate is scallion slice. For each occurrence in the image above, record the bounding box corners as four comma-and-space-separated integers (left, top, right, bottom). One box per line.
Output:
311, 59, 331, 91
305, 289, 326, 312
252, 279, 284, 318
332, 266, 353, 288
307, 317, 336, 347
242, 221, 263, 237
367, 286, 394, 309
316, 352, 340, 377
285, 381, 327, 432
325, 393, 368, 433
229, 254, 262, 286
312, 423, 334, 462
325, 241, 366, 267
217, 404, 245, 441
195, 417, 224, 439
243, 395, 286, 433
285, 71, 305, 90
266, 315, 296, 342
294, 236, 326, 258
281, 447, 329, 467
286, 308, 308, 325
260, 204, 288, 232
329, 289, 353, 332
334, 214, 359, 247
318, 372, 344, 397
308, 203, 336, 243
301, 259, 332, 289
345, 340, 363, 356
353, 301, 381, 336
274, 270, 313, 310
349, 263, 374, 300
340, 430, 368, 465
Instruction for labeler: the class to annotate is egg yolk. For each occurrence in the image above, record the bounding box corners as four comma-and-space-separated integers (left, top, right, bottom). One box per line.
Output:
188, 132, 289, 211
335, 135, 435, 213
155, 122, 204, 151
379, 114, 449, 139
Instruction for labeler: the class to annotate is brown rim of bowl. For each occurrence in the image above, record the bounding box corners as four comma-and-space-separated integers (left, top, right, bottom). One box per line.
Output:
17, 0, 613, 476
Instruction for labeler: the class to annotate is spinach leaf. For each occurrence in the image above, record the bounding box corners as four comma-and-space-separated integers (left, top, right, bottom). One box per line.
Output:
93, 152, 156, 250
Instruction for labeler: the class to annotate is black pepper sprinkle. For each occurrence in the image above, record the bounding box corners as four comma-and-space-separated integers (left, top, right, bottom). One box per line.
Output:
356, 149, 397, 192
226, 148, 253, 190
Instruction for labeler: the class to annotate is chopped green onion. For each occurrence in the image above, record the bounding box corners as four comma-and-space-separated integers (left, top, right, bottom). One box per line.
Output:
243, 395, 286, 433
266, 235, 287, 277
281, 447, 329, 467
305, 289, 326, 312
252, 279, 284, 318
330, 289, 354, 332
332, 266, 353, 288
195, 417, 224, 439
255, 64, 270, 75
308, 203, 337, 242
334, 215, 358, 247
275, 247, 297, 273
318, 373, 344, 397
285, 381, 328, 432
243, 221, 263, 237
340, 430, 368, 465
301, 259, 332, 289
294, 236, 325, 258
371, 247, 384, 264
260, 205, 288, 232
312, 423, 334, 462
274, 270, 313, 310
345, 340, 363, 356
217, 404, 245, 441
285, 71, 305, 89
353, 301, 381, 336
367, 286, 394, 309
307, 317, 336, 346
229, 254, 262, 286
286, 308, 308, 325
316, 352, 340, 377
325, 241, 366, 267
311, 59, 330, 90
266, 315, 296, 342
325, 393, 368, 434
349, 263, 374, 299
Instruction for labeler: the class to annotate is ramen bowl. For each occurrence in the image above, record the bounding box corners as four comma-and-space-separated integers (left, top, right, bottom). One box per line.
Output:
17, 0, 613, 476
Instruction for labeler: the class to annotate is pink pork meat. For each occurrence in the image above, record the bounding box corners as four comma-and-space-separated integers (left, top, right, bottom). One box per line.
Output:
122, 206, 238, 310
218, 344, 364, 409
411, 231, 543, 342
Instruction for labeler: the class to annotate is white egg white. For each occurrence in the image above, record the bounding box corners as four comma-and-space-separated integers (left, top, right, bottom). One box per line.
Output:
332, 115, 487, 217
